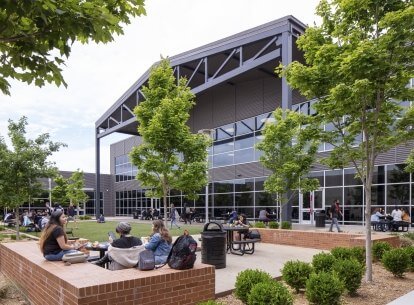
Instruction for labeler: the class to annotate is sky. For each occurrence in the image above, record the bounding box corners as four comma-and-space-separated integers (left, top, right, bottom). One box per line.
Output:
0, 0, 321, 174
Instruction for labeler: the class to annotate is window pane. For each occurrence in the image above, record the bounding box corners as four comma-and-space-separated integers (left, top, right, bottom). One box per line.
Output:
255, 192, 273, 206
343, 207, 363, 223
214, 193, 233, 207
234, 148, 254, 164
234, 178, 254, 192
344, 186, 363, 206
213, 139, 234, 154
344, 168, 362, 186
308, 171, 324, 187
213, 153, 233, 167
213, 181, 234, 193
325, 169, 342, 187
387, 184, 409, 206
387, 164, 410, 183
373, 166, 385, 184
370, 185, 385, 206
234, 135, 254, 150
235, 192, 254, 206
325, 187, 343, 207
236, 118, 255, 135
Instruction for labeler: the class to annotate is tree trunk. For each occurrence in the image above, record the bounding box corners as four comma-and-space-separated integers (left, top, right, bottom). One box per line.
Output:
15, 208, 20, 240
365, 173, 373, 282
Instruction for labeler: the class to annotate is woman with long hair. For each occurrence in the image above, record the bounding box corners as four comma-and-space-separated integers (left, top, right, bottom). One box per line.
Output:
39, 210, 80, 261
145, 219, 172, 264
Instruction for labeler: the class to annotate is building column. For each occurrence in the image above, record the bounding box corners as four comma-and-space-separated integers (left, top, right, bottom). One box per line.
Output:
95, 130, 101, 219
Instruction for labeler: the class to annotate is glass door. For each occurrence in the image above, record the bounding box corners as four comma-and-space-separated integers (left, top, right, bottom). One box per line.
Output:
301, 189, 324, 224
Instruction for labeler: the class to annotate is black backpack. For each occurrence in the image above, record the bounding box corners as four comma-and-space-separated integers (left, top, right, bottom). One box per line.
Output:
167, 231, 197, 270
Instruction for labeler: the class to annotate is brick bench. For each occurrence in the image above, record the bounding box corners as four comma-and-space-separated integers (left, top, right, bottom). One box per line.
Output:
0, 241, 215, 305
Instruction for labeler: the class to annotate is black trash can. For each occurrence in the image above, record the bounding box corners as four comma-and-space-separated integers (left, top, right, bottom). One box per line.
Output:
315, 211, 326, 227
201, 222, 226, 269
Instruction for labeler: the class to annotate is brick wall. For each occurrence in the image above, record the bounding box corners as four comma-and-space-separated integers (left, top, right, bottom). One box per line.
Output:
0, 241, 215, 305
257, 229, 400, 250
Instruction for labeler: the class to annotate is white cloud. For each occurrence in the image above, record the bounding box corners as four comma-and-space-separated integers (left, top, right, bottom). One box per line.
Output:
0, 0, 321, 174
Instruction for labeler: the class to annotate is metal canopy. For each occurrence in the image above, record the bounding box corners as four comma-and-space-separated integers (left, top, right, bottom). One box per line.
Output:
95, 15, 306, 139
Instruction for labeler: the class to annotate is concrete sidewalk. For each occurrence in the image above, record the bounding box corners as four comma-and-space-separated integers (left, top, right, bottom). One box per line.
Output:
387, 290, 414, 305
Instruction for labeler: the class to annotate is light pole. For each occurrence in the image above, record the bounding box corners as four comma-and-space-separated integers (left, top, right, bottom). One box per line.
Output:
48, 178, 52, 206
198, 129, 214, 224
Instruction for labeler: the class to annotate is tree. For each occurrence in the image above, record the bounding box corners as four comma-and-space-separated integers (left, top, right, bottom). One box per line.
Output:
130, 59, 210, 227
256, 108, 320, 225
280, 0, 414, 281
0, 0, 146, 95
67, 170, 89, 216
0, 116, 65, 239
51, 175, 69, 205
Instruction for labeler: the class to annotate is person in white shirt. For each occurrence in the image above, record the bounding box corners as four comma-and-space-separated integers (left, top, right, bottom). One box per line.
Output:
391, 206, 402, 221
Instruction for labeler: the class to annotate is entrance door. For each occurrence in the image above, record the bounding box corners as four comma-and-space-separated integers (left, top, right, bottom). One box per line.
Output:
301, 190, 324, 224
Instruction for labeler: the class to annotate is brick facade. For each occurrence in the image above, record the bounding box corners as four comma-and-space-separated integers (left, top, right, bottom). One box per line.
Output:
0, 241, 215, 305
257, 229, 400, 250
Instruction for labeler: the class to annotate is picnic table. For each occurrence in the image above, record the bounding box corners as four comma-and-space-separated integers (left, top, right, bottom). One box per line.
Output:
223, 225, 259, 256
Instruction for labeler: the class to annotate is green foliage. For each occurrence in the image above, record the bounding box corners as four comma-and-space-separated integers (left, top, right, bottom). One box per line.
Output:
0, 0, 146, 95
403, 232, 414, 241
256, 108, 320, 223
280, 0, 414, 281
332, 259, 364, 296
312, 252, 336, 273
67, 170, 89, 208
268, 221, 279, 229
254, 221, 266, 228
331, 247, 354, 261
350, 247, 366, 265
79, 215, 92, 220
0, 117, 65, 239
382, 248, 410, 277
52, 175, 69, 204
247, 280, 293, 305
234, 269, 273, 303
10, 235, 16, 240
281, 260, 313, 293
197, 301, 223, 305
404, 246, 414, 272
281, 221, 292, 230
372, 242, 392, 261
305, 272, 344, 305
130, 59, 210, 224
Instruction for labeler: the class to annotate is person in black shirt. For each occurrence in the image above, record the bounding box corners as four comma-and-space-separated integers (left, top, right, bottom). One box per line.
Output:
39, 210, 81, 261
92, 222, 143, 268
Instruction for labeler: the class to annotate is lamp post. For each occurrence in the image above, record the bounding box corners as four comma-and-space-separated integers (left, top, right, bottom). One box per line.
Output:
198, 129, 214, 224
48, 178, 52, 206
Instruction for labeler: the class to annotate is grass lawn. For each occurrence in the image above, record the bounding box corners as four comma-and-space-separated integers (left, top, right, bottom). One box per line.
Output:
17, 221, 204, 242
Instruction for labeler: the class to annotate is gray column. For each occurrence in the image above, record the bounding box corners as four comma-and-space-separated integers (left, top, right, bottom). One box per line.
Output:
281, 31, 292, 110
95, 131, 101, 219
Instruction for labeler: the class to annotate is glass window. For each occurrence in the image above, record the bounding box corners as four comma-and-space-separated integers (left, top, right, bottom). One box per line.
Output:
325, 169, 342, 187
344, 187, 363, 206
236, 118, 255, 135
214, 193, 233, 207
213, 152, 233, 167
343, 207, 364, 223
213, 139, 234, 154
216, 124, 234, 140
372, 166, 385, 184
234, 135, 254, 150
325, 187, 343, 207
308, 171, 324, 187
234, 179, 254, 192
256, 113, 272, 130
255, 192, 273, 206
255, 177, 266, 191
370, 185, 385, 205
235, 192, 254, 206
387, 164, 410, 183
387, 184, 409, 206
213, 181, 234, 193
234, 148, 254, 164
344, 168, 362, 186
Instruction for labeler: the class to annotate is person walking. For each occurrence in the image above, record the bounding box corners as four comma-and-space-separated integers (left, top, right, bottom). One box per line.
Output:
329, 199, 343, 232
170, 204, 181, 229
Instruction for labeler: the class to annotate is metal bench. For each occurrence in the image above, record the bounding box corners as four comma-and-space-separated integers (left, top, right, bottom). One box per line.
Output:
230, 238, 261, 256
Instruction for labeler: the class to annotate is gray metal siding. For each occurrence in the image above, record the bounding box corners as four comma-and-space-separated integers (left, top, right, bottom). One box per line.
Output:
213, 85, 236, 126
236, 79, 264, 120
263, 77, 281, 113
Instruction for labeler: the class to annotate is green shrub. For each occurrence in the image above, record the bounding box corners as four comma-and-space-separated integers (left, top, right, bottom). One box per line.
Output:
312, 252, 336, 273
247, 280, 293, 305
305, 272, 344, 305
254, 221, 266, 228
403, 246, 414, 272
332, 259, 364, 296
281, 260, 313, 293
268, 221, 279, 229
400, 236, 414, 248
235, 269, 273, 303
331, 247, 354, 261
372, 242, 392, 261
350, 247, 366, 265
197, 301, 223, 305
403, 232, 414, 241
382, 248, 410, 277
281, 221, 292, 230
10, 234, 16, 240
79, 215, 92, 220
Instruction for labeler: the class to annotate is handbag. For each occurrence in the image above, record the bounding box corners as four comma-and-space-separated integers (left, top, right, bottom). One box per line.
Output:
137, 250, 155, 270
62, 251, 88, 264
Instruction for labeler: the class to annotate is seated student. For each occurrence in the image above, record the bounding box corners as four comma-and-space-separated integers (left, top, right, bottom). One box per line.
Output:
39, 210, 82, 261
97, 214, 105, 223
258, 209, 270, 224
145, 220, 172, 264
227, 210, 238, 224
402, 208, 411, 223
93, 222, 143, 269
370, 208, 383, 230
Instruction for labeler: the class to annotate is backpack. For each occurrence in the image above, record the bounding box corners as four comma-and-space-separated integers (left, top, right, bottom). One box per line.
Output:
137, 249, 155, 271
167, 231, 197, 270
